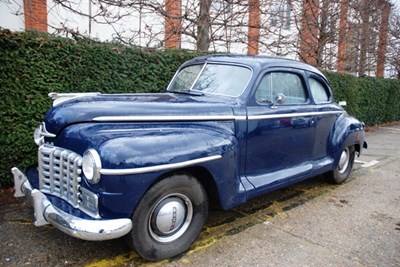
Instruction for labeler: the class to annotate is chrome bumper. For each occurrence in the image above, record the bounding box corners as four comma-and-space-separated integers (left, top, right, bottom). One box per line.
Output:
11, 167, 132, 241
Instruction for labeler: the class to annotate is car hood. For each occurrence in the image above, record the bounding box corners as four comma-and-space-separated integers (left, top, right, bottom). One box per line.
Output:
44, 93, 239, 135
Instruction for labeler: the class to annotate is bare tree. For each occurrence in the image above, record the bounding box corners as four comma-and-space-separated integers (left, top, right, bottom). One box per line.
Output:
347, 0, 390, 77
257, 0, 298, 56
387, 7, 400, 78
358, 0, 373, 76
4, 0, 398, 77
293, 0, 342, 69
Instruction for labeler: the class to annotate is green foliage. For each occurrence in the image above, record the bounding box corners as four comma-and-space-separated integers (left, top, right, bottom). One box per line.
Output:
0, 29, 202, 186
325, 72, 400, 125
1, 30, 400, 187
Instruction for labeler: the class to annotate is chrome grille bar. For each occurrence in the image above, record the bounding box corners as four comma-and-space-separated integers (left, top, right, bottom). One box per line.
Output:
38, 144, 82, 208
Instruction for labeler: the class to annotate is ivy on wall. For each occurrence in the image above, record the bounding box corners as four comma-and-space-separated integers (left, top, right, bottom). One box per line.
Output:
1, 29, 399, 186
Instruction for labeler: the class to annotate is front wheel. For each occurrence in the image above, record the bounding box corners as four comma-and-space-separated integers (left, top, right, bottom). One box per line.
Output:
127, 174, 208, 261
328, 146, 355, 184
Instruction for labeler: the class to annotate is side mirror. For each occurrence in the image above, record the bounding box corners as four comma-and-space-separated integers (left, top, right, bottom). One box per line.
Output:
271, 93, 286, 109
339, 101, 347, 107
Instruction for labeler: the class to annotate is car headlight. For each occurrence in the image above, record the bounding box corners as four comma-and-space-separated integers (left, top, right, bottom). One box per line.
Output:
82, 149, 102, 184
33, 125, 43, 145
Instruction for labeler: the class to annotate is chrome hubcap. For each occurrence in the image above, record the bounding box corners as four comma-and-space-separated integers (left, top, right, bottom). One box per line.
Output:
338, 148, 350, 174
149, 193, 193, 243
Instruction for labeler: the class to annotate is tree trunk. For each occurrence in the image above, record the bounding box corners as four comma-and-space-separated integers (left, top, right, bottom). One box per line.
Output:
197, 0, 212, 52
376, 1, 391, 78
316, 0, 329, 67
358, 0, 370, 77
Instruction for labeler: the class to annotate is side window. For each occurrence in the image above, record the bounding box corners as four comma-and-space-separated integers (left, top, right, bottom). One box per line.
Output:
255, 73, 272, 103
255, 72, 307, 104
309, 78, 330, 103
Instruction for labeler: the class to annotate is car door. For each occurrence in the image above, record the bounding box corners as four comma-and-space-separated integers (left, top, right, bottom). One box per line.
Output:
245, 69, 316, 191
307, 74, 343, 163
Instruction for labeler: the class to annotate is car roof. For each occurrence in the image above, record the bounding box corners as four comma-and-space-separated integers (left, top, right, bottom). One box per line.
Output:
183, 54, 325, 78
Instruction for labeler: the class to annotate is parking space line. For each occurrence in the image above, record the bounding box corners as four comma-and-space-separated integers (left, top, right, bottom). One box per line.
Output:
355, 160, 379, 168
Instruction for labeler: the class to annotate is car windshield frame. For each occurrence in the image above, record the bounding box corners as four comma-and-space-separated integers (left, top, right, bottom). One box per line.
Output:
167, 63, 253, 97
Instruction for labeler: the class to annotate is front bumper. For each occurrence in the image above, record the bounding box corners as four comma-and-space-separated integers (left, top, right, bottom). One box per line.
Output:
11, 167, 132, 241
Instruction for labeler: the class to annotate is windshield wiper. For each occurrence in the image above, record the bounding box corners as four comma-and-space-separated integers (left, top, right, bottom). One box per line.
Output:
168, 89, 204, 96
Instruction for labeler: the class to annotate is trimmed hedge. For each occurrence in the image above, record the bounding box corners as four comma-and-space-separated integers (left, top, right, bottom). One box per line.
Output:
1, 29, 400, 186
324, 72, 400, 125
0, 29, 203, 186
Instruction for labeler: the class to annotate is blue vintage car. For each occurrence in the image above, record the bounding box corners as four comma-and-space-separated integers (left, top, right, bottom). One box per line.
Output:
12, 54, 367, 261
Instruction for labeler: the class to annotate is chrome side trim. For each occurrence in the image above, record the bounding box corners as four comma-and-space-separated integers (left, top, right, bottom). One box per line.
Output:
93, 115, 247, 122
100, 155, 222, 176
248, 111, 344, 120
48, 92, 101, 107
11, 167, 132, 241
93, 111, 342, 123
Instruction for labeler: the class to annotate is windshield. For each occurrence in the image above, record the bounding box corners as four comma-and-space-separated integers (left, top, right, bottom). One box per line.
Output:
168, 63, 252, 97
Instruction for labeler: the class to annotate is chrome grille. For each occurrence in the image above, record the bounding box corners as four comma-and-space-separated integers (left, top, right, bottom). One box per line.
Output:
38, 144, 82, 208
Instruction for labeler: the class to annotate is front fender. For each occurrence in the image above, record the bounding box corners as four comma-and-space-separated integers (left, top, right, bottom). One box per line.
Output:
98, 124, 237, 170
55, 122, 239, 217
330, 113, 366, 165
56, 122, 236, 163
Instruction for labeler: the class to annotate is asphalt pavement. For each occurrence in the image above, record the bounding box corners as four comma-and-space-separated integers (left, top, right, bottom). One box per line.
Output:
0, 125, 399, 266
167, 125, 400, 267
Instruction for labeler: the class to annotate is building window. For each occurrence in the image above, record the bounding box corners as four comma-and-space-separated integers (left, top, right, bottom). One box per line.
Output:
212, 0, 232, 13
270, 0, 292, 30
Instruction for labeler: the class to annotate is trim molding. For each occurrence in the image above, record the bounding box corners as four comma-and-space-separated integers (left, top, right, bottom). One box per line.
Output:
99, 155, 222, 175
93, 115, 247, 122
93, 111, 343, 122
248, 110, 344, 120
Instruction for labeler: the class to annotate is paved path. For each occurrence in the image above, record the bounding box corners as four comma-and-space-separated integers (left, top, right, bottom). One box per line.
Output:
166, 126, 400, 267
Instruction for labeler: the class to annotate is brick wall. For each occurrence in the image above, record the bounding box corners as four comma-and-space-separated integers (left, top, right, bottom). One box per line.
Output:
247, 0, 260, 55
376, 1, 391, 78
165, 0, 181, 49
24, 0, 47, 32
299, 0, 319, 65
337, 0, 349, 73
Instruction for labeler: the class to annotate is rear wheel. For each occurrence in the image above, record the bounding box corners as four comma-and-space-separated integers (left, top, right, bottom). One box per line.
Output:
128, 174, 208, 261
328, 146, 355, 184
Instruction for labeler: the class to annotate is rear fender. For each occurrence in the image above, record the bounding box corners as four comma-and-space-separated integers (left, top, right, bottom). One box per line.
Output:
329, 114, 366, 166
